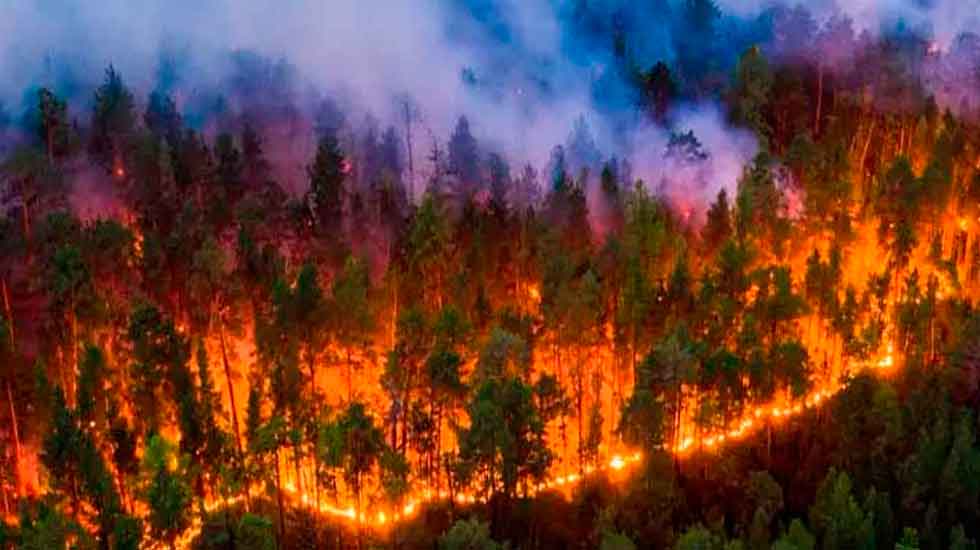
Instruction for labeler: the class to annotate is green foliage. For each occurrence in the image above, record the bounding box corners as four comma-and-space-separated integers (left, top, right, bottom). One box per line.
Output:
334, 401, 386, 502
895, 527, 919, 550
380, 448, 411, 503
439, 518, 502, 550
618, 381, 666, 450
475, 328, 531, 383
675, 524, 724, 550
449, 116, 481, 188
11, 25, 980, 550
89, 65, 135, 170
772, 520, 815, 550
601, 531, 637, 550
37, 88, 71, 160
307, 133, 346, 235
141, 435, 192, 548
808, 469, 875, 550
732, 47, 773, 146
16, 500, 88, 550
735, 153, 787, 254
702, 189, 732, 255
457, 376, 552, 498
237, 513, 277, 550
332, 255, 376, 395
949, 525, 977, 550
128, 302, 192, 433
744, 473, 781, 548
40, 351, 139, 548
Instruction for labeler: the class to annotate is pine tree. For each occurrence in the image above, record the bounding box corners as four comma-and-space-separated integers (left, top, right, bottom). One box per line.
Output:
332, 255, 375, 402
702, 188, 732, 255
37, 88, 70, 163
89, 66, 135, 173
142, 435, 191, 550
241, 121, 270, 188
307, 134, 347, 239
448, 116, 480, 194
144, 91, 182, 149
733, 47, 774, 147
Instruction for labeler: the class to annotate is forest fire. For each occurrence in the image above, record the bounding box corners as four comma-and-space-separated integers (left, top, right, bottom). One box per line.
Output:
3, 0, 980, 548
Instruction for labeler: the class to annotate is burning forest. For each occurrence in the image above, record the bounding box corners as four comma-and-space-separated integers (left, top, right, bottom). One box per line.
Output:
3, 0, 980, 548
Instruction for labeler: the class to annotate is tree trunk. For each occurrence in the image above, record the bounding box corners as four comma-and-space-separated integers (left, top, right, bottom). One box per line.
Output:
767, 421, 772, 467
859, 119, 877, 193
354, 475, 364, 550
575, 355, 584, 474
404, 104, 415, 202
391, 275, 399, 349
274, 448, 286, 544
46, 128, 55, 165
70, 294, 78, 402
293, 442, 303, 500
307, 346, 317, 408
300, 334, 322, 510
672, 382, 683, 473
1, 279, 19, 497
5, 381, 20, 497
21, 200, 31, 258
223, 503, 236, 550
814, 65, 824, 136
1, 278, 13, 349
556, 339, 568, 468
431, 391, 441, 490
218, 320, 244, 459
347, 349, 354, 403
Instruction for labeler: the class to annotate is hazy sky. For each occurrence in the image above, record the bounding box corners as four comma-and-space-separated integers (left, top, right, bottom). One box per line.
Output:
2, 0, 976, 209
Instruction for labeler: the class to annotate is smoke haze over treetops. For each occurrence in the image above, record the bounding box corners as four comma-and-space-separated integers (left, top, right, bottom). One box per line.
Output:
1, 0, 978, 209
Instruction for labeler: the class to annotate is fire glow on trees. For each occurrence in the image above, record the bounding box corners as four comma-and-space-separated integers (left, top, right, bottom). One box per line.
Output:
0, 100, 964, 550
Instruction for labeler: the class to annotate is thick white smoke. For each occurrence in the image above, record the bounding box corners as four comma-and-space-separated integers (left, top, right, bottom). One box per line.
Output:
1, 0, 976, 213
0, 0, 746, 208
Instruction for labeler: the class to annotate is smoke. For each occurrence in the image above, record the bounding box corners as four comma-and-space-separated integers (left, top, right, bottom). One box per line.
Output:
630, 105, 758, 217
717, 0, 979, 47
67, 163, 127, 222
0, 0, 605, 162
1, 0, 977, 215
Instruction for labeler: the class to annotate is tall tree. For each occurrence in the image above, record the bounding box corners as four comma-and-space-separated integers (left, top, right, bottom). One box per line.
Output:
127, 303, 192, 434
732, 46, 774, 148
143, 91, 182, 149
89, 66, 136, 174
307, 134, 347, 241
448, 115, 481, 195
642, 62, 677, 124
334, 401, 385, 517
702, 188, 732, 256
332, 255, 375, 402
456, 375, 552, 507
141, 435, 191, 550
37, 88, 70, 163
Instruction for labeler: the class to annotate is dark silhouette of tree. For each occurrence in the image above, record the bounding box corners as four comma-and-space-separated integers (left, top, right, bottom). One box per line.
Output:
307, 134, 347, 241
89, 66, 135, 174
449, 115, 481, 196
37, 88, 70, 163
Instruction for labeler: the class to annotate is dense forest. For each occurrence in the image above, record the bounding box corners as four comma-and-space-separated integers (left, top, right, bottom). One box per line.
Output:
2, 0, 980, 548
